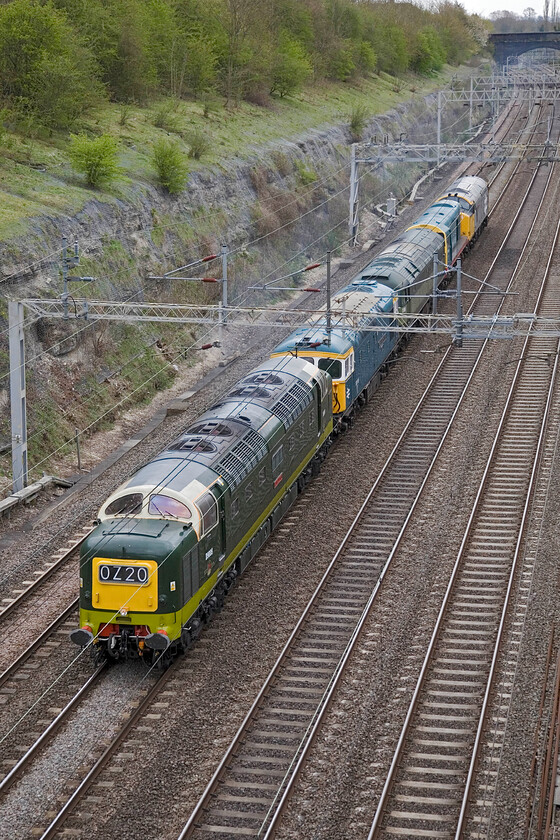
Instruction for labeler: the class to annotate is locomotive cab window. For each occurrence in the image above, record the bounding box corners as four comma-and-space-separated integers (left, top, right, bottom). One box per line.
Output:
318, 358, 342, 380
196, 491, 218, 533
104, 493, 143, 517
148, 494, 192, 520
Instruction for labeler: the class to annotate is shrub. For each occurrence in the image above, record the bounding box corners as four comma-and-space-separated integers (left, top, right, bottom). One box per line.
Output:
152, 102, 181, 132
119, 104, 133, 127
152, 137, 188, 193
349, 104, 369, 141
295, 160, 317, 186
69, 133, 119, 188
270, 35, 312, 97
184, 128, 211, 160
327, 42, 356, 81
183, 38, 218, 98
0, 0, 102, 128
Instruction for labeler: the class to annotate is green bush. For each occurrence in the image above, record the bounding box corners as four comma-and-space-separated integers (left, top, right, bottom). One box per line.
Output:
152, 101, 181, 132
270, 34, 312, 97
327, 39, 357, 81
69, 133, 119, 188
349, 104, 369, 141
0, 0, 102, 128
152, 137, 188, 193
295, 160, 317, 186
185, 128, 210, 160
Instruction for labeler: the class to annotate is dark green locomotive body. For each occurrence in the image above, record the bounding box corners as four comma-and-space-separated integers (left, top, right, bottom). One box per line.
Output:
73, 356, 333, 660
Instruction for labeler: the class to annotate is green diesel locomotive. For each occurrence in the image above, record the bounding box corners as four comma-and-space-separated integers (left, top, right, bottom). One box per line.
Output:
71, 355, 332, 662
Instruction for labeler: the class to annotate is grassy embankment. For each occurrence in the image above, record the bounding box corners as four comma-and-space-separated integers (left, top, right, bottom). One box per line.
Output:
0, 68, 470, 239
0, 66, 477, 483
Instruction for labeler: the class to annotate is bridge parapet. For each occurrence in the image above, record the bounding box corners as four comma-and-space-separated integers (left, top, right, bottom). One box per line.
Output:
490, 32, 560, 66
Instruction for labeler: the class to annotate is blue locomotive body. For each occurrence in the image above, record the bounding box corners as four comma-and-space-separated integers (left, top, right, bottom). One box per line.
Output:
271, 175, 488, 420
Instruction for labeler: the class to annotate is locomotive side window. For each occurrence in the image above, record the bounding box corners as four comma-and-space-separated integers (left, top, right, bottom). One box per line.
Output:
232, 498, 240, 518
105, 493, 143, 517
259, 467, 266, 486
197, 491, 218, 533
245, 484, 254, 501
318, 358, 342, 380
272, 446, 283, 472
148, 494, 192, 520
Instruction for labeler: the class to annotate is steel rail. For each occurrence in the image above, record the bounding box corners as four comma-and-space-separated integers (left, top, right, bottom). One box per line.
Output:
0, 599, 78, 691
367, 156, 560, 840
0, 527, 91, 623
455, 182, 560, 839
37, 660, 178, 840
175, 105, 557, 840
0, 661, 106, 797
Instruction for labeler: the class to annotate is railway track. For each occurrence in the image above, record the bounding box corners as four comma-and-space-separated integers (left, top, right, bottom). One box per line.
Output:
0, 100, 549, 840
34, 661, 174, 840
367, 181, 560, 840
0, 526, 91, 623
0, 602, 96, 797
0, 600, 78, 693
167, 109, 560, 840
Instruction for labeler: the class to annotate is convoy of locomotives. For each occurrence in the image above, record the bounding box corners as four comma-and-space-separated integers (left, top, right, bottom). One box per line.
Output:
71, 175, 489, 663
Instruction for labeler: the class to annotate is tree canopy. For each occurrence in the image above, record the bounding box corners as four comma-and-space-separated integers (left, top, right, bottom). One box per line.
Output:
0, 0, 487, 129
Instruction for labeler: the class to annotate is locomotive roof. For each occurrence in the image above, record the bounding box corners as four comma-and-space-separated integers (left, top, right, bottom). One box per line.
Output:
387, 226, 443, 251
111, 357, 326, 501
272, 284, 394, 355
355, 253, 419, 291
440, 175, 487, 205
411, 199, 460, 230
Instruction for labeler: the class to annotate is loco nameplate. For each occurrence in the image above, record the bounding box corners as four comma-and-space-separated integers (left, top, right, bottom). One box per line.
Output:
98, 563, 150, 585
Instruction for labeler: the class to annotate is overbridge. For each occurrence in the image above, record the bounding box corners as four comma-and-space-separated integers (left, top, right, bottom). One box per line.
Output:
490, 32, 560, 66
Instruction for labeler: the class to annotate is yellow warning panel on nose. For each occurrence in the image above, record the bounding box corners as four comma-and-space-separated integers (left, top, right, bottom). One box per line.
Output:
92, 558, 158, 612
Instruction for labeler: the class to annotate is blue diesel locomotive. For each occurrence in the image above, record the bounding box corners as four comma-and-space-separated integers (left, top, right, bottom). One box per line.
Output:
272, 175, 488, 421
71, 175, 488, 662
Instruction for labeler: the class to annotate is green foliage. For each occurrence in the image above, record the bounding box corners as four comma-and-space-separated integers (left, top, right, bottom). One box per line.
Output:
0, 0, 484, 137
411, 27, 446, 75
184, 128, 210, 160
349, 104, 369, 141
0, 0, 101, 128
270, 34, 312, 97
119, 103, 133, 127
354, 40, 377, 75
327, 41, 356, 81
183, 39, 219, 98
295, 160, 317, 186
69, 133, 119, 187
152, 101, 182, 132
0, 108, 10, 146
152, 137, 188, 193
